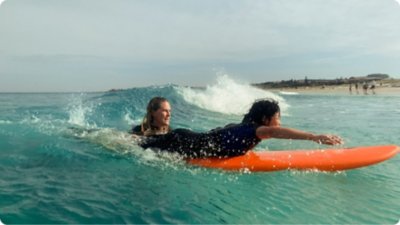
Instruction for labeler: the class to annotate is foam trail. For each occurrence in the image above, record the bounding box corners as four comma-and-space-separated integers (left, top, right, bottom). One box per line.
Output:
0, 0, 6, 7
178, 75, 289, 115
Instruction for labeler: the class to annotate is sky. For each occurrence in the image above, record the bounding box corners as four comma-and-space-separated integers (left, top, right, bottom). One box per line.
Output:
1, 0, 400, 92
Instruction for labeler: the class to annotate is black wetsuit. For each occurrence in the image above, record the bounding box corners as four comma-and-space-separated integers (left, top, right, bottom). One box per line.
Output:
130, 125, 143, 135
139, 123, 261, 158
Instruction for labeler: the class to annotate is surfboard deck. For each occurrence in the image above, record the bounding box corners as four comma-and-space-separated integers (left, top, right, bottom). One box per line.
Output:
188, 145, 399, 172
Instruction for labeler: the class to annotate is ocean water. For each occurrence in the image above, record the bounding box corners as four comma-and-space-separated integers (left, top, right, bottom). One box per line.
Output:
0, 76, 399, 224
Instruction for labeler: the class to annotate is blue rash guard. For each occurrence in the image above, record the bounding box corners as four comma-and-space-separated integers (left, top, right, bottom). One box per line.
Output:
139, 123, 261, 158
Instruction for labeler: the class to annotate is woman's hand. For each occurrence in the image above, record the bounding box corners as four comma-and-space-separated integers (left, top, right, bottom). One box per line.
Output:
313, 134, 343, 145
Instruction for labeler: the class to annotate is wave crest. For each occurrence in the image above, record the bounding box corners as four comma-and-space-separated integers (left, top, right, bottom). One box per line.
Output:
177, 75, 289, 115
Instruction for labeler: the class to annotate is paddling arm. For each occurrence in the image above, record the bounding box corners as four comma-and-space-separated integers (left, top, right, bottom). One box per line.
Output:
256, 126, 343, 145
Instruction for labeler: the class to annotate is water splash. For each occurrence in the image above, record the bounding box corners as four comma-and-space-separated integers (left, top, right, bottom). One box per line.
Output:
71, 127, 139, 153
0, 0, 6, 7
67, 94, 96, 128
123, 110, 141, 126
178, 74, 289, 115
67, 126, 188, 170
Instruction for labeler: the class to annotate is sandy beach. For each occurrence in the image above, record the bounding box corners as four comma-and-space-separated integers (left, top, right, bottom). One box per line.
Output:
270, 85, 400, 95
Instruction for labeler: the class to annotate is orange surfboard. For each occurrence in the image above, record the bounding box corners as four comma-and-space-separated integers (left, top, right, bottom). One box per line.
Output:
188, 145, 399, 172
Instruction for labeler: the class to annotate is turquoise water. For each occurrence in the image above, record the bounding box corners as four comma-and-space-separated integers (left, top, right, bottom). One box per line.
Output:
0, 76, 399, 224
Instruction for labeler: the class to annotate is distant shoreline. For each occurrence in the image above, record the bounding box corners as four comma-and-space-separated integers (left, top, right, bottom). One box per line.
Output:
253, 75, 400, 95
264, 84, 400, 95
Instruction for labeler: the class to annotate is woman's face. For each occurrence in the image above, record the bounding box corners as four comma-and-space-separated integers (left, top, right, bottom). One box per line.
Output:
264, 112, 281, 127
151, 101, 171, 128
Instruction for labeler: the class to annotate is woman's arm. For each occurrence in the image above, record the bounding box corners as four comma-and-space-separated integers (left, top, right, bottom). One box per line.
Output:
256, 126, 343, 145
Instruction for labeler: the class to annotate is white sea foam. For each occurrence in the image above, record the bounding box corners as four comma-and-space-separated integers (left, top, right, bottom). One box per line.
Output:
0, 0, 6, 7
80, 128, 139, 153
69, 127, 186, 170
123, 111, 141, 126
19, 115, 41, 125
67, 94, 96, 128
178, 74, 289, 115
0, 120, 12, 124
70, 127, 146, 156
279, 91, 299, 96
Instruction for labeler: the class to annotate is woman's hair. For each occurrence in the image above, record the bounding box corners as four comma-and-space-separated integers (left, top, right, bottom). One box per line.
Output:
242, 99, 280, 125
141, 97, 171, 135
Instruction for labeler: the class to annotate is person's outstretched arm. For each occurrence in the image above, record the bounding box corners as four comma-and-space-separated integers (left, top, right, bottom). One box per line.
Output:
256, 126, 343, 145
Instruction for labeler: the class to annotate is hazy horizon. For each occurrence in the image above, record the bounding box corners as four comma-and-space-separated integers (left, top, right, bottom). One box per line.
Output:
1, 0, 400, 92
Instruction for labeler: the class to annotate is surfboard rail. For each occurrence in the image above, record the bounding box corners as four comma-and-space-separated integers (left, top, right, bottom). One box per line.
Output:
188, 145, 399, 172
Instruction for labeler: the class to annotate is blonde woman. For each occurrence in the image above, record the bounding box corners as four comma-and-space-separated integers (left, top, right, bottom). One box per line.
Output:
132, 97, 172, 136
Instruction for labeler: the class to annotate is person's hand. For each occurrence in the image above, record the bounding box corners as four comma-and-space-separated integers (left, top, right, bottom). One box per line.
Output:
313, 134, 343, 145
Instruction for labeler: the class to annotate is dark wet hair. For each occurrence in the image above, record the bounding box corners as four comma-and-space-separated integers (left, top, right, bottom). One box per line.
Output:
242, 99, 280, 125
141, 96, 171, 134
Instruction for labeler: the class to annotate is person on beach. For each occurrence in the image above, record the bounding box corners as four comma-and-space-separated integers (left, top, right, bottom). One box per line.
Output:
363, 82, 369, 95
355, 83, 359, 94
370, 80, 376, 95
131, 97, 172, 136
138, 99, 343, 159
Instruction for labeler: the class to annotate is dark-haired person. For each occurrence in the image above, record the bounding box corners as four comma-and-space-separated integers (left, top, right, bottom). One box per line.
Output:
131, 97, 172, 136
138, 99, 343, 158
